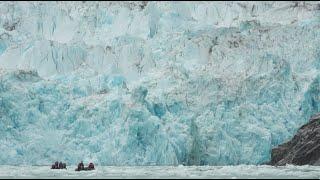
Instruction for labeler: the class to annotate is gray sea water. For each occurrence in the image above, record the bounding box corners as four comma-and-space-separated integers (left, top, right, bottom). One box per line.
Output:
0, 165, 319, 179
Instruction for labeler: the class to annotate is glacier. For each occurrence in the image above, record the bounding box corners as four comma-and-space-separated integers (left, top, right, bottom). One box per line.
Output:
0, 1, 320, 166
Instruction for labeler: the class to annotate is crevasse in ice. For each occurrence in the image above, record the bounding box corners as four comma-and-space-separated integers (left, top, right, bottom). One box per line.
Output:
0, 1, 319, 165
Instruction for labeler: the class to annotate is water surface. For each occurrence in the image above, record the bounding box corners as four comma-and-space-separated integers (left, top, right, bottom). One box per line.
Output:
0, 165, 319, 179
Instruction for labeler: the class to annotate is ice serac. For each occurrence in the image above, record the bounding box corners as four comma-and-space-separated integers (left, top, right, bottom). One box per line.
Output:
0, 1, 320, 165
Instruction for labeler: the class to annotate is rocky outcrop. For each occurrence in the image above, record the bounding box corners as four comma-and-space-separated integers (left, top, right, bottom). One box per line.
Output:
270, 113, 320, 166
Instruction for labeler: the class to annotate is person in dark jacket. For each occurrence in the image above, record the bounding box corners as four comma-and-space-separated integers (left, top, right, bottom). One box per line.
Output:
62, 163, 67, 169
58, 161, 63, 169
54, 161, 59, 169
88, 162, 95, 170
75, 161, 85, 171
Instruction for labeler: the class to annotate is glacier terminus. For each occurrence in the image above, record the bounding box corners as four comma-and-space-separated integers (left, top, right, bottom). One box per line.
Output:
0, 1, 319, 167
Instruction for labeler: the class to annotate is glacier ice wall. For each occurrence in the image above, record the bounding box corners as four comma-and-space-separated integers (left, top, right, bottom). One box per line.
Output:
0, 1, 320, 165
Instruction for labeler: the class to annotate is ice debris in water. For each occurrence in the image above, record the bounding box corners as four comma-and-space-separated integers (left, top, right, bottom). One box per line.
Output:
0, 1, 320, 165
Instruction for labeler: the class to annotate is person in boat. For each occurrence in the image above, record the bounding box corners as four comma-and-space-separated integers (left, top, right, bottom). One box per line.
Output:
58, 161, 63, 169
51, 161, 58, 169
88, 162, 95, 170
83, 162, 95, 171
54, 161, 59, 169
51, 161, 67, 169
75, 161, 85, 171
63, 163, 67, 169
75, 161, 95, 171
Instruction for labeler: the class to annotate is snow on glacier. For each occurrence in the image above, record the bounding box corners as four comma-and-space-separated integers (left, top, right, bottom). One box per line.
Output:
0, 1, 319, 166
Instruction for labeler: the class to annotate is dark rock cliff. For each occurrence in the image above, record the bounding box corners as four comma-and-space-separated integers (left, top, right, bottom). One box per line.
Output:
270, 113, 320, 166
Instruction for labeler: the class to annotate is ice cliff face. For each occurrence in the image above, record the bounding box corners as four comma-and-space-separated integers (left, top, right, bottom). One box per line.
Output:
0, 1, 320, 165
